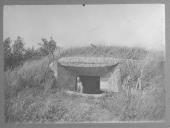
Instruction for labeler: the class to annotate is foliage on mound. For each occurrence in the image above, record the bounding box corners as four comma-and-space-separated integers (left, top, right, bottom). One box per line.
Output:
4, 45, 165, 122
59, 45, 149, 60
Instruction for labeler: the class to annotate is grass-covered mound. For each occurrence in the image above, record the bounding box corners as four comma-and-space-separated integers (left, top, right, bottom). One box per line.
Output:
60, 45, 149, 60
4, 45, 165, 122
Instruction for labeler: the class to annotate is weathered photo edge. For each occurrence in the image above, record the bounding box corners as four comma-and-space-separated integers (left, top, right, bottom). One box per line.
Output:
0, 0, 169, 128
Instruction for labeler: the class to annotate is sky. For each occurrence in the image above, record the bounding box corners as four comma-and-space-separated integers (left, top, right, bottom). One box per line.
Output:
3, 4, 165, 50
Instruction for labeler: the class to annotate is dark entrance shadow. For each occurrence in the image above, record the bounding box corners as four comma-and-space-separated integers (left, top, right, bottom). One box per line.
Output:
76, 76, 104, 94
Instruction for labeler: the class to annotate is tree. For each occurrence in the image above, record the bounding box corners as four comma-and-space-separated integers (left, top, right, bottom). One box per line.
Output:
12, 36, 25, 55
12, 36, 25, 67
38, 37, 57, 89
39, 37, 57, 57
3, 37, 12, 70
3, 37, 12, 57
39, 38, 49, 56
48, 37, 56, 54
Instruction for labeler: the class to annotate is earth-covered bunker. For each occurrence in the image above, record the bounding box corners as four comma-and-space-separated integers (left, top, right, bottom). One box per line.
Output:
51, 57, 122, 94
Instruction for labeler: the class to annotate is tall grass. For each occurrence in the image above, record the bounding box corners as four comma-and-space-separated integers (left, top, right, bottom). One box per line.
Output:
4, 45, 165, 122
60, 45, 148, 60
4, 57, 59, 122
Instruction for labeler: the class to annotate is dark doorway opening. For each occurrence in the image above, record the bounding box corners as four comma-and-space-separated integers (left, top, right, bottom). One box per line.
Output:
76, 76, 103, 94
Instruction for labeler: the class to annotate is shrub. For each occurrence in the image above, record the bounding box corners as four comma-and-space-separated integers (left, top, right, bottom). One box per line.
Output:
4, 57, 57, 99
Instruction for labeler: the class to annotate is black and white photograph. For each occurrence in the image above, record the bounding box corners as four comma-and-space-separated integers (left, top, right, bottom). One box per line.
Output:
3, 4, 165, 123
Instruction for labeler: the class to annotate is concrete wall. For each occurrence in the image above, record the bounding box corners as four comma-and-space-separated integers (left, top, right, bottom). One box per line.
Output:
50, 61, 122, 92
100, 65, 122, 92
108, 65, 122, 92
57, 64, 76, 91
50, 62, 76, 91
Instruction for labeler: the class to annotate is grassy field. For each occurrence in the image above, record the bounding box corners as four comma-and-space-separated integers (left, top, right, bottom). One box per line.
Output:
4, 45, 165, 123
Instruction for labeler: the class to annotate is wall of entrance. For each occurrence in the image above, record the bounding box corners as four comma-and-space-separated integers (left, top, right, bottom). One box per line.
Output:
50, 58, 122, 94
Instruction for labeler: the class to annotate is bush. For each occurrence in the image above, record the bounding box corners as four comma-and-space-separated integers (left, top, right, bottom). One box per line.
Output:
4, 57, 57, 98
